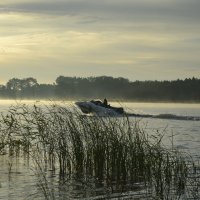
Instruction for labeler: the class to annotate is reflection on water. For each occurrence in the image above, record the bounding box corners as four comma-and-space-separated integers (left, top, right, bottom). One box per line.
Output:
0, 156, 38, 200
0, 156, 148, 200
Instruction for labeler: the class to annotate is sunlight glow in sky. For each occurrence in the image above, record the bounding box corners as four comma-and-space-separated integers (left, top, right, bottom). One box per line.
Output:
0, 0, 200, 84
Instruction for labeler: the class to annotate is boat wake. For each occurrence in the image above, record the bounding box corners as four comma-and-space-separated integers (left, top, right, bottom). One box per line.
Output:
127, 113, 200, 121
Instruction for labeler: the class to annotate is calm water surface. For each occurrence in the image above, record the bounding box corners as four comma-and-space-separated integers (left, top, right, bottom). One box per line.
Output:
0, 100, 200, 199
120, 102, 200, 159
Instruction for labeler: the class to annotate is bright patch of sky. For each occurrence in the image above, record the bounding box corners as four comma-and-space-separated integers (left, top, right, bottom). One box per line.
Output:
0, 0, 199, 84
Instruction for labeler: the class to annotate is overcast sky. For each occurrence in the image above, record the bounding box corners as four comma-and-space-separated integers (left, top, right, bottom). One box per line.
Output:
0, 0, 200, 84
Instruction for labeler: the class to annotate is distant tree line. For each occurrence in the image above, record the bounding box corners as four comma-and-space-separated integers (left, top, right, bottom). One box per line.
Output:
0, 76, 199, 102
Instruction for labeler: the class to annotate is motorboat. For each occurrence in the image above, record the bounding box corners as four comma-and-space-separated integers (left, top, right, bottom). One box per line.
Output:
75, 100, 124, 116
75, 100, 200, 121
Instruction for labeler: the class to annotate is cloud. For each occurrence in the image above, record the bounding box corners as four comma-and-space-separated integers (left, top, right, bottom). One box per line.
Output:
1, 0, 200, 24
0, 0, 199, 83
1, 0, 200, 34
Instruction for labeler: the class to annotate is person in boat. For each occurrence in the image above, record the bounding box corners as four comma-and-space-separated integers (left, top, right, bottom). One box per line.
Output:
103, 98, 108, 106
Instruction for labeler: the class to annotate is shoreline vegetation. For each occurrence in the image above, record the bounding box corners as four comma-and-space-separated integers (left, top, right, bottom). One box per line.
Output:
0, 103, 200, 199
0, 76, 199, 102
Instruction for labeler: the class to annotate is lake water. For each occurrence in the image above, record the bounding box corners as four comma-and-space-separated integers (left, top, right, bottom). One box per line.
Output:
0, 100, 200, 199
121, 102, 200, 160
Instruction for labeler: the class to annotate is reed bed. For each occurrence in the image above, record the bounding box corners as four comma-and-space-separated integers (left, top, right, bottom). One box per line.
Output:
0, 102, 199, 199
